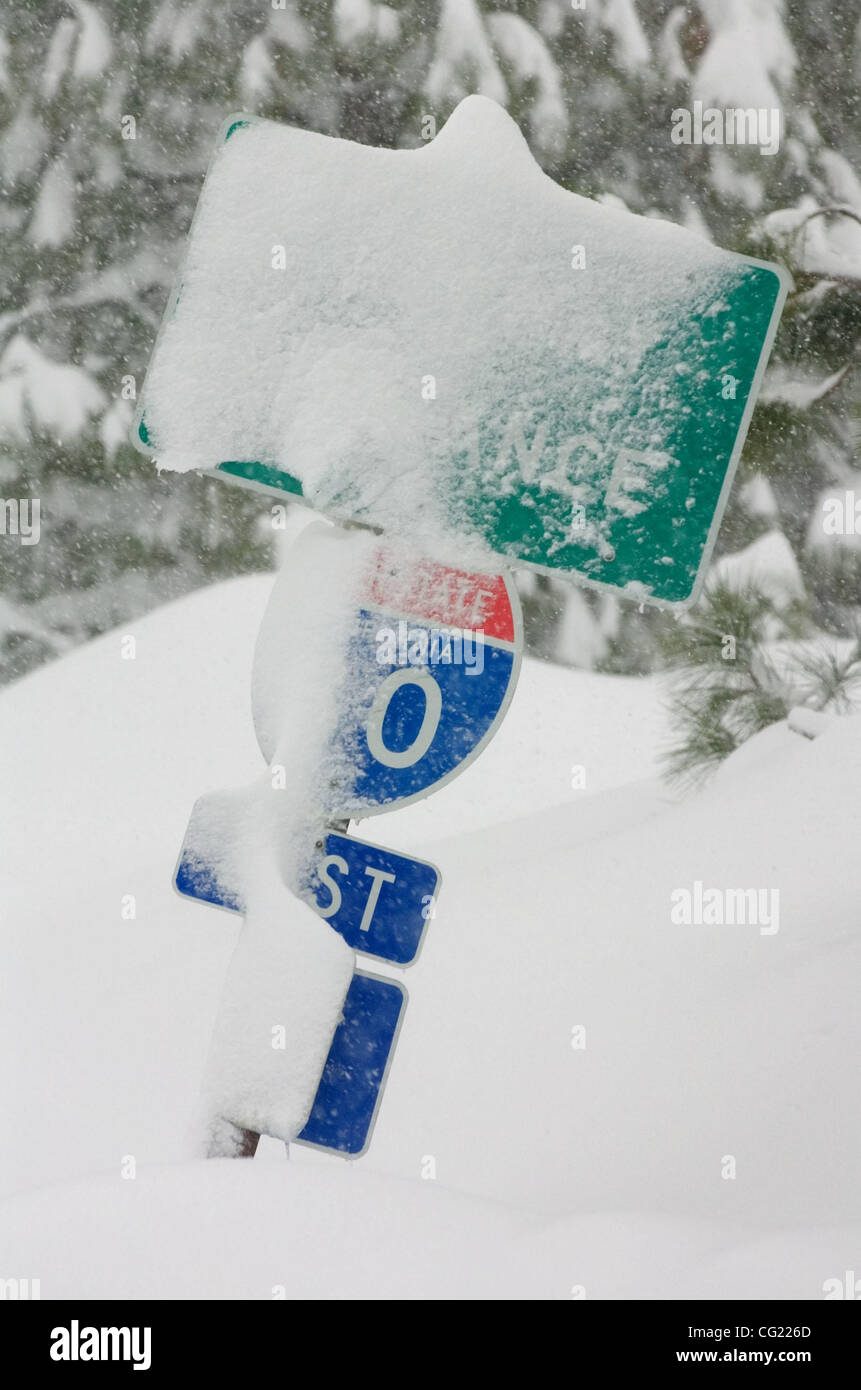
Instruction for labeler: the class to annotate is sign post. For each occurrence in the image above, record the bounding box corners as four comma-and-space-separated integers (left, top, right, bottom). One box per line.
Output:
135, 95, 788, 1159
175, 533, 521, 1155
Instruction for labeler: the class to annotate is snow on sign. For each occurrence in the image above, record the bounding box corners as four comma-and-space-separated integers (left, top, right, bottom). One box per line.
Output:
175, 815, 427, 1155
176, 813, 432, 1155
297, 972, 406, 1156
256, 545, 522, 818
174, 530, 517, 1158
134, 96, 789, 605
177, 813, 440, 969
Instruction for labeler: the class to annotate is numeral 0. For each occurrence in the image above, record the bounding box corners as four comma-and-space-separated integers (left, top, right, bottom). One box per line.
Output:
365, 668, 443, 769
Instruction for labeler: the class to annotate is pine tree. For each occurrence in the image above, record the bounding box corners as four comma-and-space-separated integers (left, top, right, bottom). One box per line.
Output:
0, 0, 560, 679
1, 0, 860, 744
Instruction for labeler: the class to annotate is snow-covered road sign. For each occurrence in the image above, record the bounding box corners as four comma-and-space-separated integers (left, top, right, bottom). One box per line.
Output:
297, 971, 406, 1157
176, 806, 438, 967
310, 831, 439, 966
255, 546, 521, 818
135, 96, 789, 605
176, 817, 416, 1155
175, 533, 523, 1159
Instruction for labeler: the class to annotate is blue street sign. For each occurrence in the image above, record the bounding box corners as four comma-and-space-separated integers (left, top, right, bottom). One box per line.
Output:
175, 843, 242, 913
174, 809, 429, 1155
308, 831, 439, 966
296, 971, 406, 1157
175, 805, 439, 967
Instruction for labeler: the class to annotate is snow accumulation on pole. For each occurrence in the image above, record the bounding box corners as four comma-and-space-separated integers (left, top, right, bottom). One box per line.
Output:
203, 878, 354, 1154
136, 91, 787, 1159
201, 525, 377, 1152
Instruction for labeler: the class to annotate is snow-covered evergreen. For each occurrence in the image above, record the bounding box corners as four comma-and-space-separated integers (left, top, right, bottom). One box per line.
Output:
1, 2, 859, 784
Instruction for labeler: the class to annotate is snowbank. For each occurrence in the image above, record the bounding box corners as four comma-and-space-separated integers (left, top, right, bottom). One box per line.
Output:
1, 573, 858, 1297
3, 1162, 858, 1300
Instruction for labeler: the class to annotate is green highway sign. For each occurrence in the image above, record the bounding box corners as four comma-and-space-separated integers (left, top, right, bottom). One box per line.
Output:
135, 97, 789, 606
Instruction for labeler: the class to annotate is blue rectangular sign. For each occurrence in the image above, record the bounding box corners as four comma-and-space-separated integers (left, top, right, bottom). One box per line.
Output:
297, 971, 406, 1157
175, 850, 242, 913
175, 811, 440, 967
308, 831, 439, 966
174, 812, 426, 1157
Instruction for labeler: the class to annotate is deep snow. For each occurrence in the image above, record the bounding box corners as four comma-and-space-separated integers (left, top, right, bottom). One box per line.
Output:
1, 570, 859, 1298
